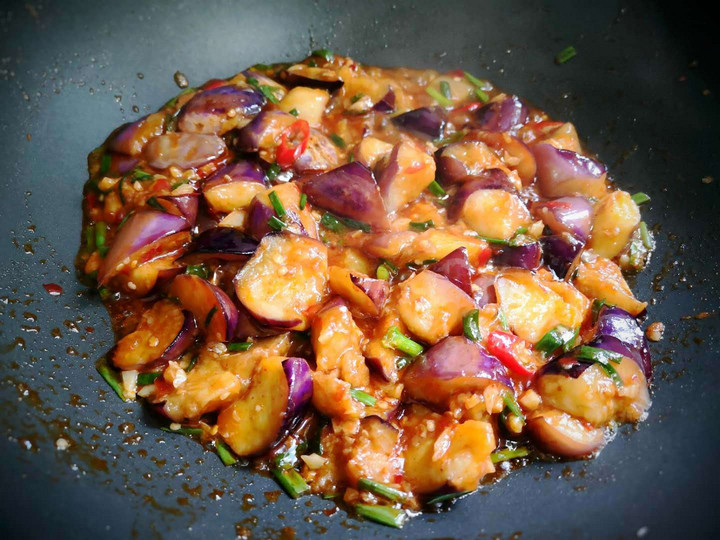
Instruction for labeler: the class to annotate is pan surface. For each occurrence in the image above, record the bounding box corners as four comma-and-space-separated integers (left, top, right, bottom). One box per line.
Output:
0, 0, 718, 538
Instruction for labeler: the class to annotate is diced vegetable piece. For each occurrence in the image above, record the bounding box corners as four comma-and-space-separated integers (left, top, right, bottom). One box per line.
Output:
311, 299, 370, 388
302, 162, 388, 228
397, 270, 476, 344
247, 182, 318, 240
447, 169, 516, 220
574, 254, 647, 316
473, 95, 528, 132
531, 196, 593, 242
292, 129, 340, 173
472, 274, 497, 307
528, 409, 605, 458
234, 233, 328, 330
311, 371, 364, 419
347, 416, 402, 485
278, 87, 330, 125
113, 300, 197, 370
281, 64, 344, 92
202, 160, 267, 213
328, 266, 389, 316
178, 86, 264, 135
391, 107, 445, 139
373, 89, 395, 112
495, 271, 589, 344
109, 112, 165, 156
144, 133, 227, 170
98, 210, 190, 286
168, 274, 238, 342
182, 227, 258, 262
403, 336, 511, 406
377, 142, 436, 213
587, 191, 641, 259
237, 110, 297, 152
492, 242, 542, 270
353, 136, 393, 169
457, 189, 531, 240
532, 143, 607, 198
468, 131, 537, 185
428, 247, 473, 296
154, 194, 199, 225
404, 229, 491, 268
218, 355, 312, 456
436, 141, 506, 184
595, 305, 651, 379
540, 233, 584, 277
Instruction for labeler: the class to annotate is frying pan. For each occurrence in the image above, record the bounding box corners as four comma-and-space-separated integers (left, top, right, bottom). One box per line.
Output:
1, 0, 718, 538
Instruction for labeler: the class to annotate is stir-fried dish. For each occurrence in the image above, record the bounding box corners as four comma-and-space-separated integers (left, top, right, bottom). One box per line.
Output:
77, 51, 655, 527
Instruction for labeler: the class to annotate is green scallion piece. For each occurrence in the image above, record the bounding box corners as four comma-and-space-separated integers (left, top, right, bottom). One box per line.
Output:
339, 216, 371, 233
433, 130, 465, 147
497, 309, 509, 331
289, 108, 299, 117
252, 63, 272, 71
439, 80, 452, 99
349, 388, 377, 407
96, 359, 128, 402
491, 446, 529, 464
227, 341, 253, 352
535, 325, 575, 355
98, 286, 112, 300
478, 234, 510, 245
94, 222, 107, 250
132, 168, 153, 180
273, 468, 310, 498
383, 326, 424, 357
137, 372, 162, 386
639, 221, 654, 250
380, 258, 398, 274
425, 490, 473, 506
355, 504, 406, 528
99, 153, 111, 175
268, 191, 286, 218
409, 220, 435, 232
564, 327, 579, 353
464, 71, 488, 89
185, 354, 198, 372
426, 87, 454, 107
351, 93, 364, 103
320, 212, 343, 233
266, 162, 281, 180
426, 180, 447, 197
502, 392, 525, 422
170, 179, 188, 190
376, 264, 390, 281
463, 309, 481, 342
474, 88, 489, 102
260, 84, 280, 104
631, 192, 651, 205
215, 440, 237, 466
146, 196, 164, 211
576, 346, 624, 364
395, 356, 412, 370
185, 264, 210, 280
555, 45, 577, 65
117, 176, 126, 205
329, 133, 346, 148
117, 211, 133, 230
311, 48, 333, 62
299, 193, 307, 210
591, 298, 609, 321
267, 215, 287, 231
163, 87, 196, 109
204, 306, 218, 328
273, 449, 298, 470
358, 478, 407, 502
85, 226, 96, 252
160, 426, 204, 437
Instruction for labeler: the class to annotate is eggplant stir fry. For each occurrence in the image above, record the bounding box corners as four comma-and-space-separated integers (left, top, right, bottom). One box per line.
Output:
78, 51, 655, 528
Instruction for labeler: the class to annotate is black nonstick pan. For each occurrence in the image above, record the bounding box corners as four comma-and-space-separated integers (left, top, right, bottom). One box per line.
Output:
1, 0, 718, 538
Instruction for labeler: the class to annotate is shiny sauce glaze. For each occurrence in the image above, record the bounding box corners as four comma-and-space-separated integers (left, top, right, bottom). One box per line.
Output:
76, 51, 655, 527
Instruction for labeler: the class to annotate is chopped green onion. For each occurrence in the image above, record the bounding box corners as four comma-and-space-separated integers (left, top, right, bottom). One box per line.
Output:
227, 341, 253, 352
555, 46, 577, 65
137, 372, 162, 386
426, 87, 454, 107
564, 327, 580, 353
439, 80, 452, 99
409, 219, 435, 231
350, 93, 364, 103
299, 193, 307, 210
591, 298, 609, 321
339, 216, 371, 233
380, 259, 398, 274
146, 196, 164, 210
535, 325, 575, 356
268, 190, 286, 218
463, 309, 481, 342
329, 133, 346, 148
170, 179, 189, 190
186, 355, 198, 372
348, 154, 354, 163
204, 306, 218, 328
215, 440, 237, 466
426, 490, 473, 506
376, 264, 390, 281
597, 362, 623, 386
311, 48, 333, 62
433, 130, 465, 147
117, 212, 133, 230
99, 153, 111, 175
289, 108, 299, 117
349, 388, 376, 407
132, 168, 153, 180
307, 60, 317, 68
163, 87, 196, 109
395, 356, 412, 370
273, 468, 310, 498
160, 426, 203, 437
320, 212, 344, 233
426, 180, 447, 197
96, 359, 128, 401
497, 309, 509, 331
85, 226, 96, 252
117, 176, 126, 205
474, 88, 489, 103
94, 222, 107, 250
252, 63, 272, 71
383, 326, 424, 357
98, 286, 112, 300
478, 234, 510, 245
358, 479, 407, 502
185, 264, 210, 280
576, 345, 624, 364
246, 77, 280, 104
422, 258, 438, 265
502, 392, 525, 422
491, 446, 529, 463
356, 504, 405, 528
165, 113, 178, 132
639, 221, 654, 250
464, 71, 489, 89
267, 215, 287, 231
631, 192, 651, 205
266, 162, 281, 180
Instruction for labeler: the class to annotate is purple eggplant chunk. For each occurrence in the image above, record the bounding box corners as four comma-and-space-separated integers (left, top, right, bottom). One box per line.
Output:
185, 227, 258, 261
493, 241, 542, 270
156, 193, 200, 225
594, 306, 652, 379
302, 162, 389, 228
428, 247, 473, 296
532, 197, 593, 242
392, 107, 445, 139
533, 143, 607, 198
237, 110, 296, 152
109, 113, 165, 156
349, 274, 390, 312
536, 355, 594, 379
373, 89, 396, 112
144, 133, 227, 170
473, 95, 529, 132
280, 357, 314, 434
282, 64, 344, 92
447, 169, 516, 221
204, 160, 267, 186
157, 310, 198, 366
472, 274, 497, 307
178, 86, 264, 135
540, 234, 584, 277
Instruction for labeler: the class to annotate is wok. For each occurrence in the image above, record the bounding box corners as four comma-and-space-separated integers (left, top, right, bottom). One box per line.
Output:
0, 0, 718, 538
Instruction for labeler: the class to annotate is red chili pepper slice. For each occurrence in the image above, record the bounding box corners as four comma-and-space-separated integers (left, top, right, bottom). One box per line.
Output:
487, 331, 535, 378
152, 177, 171, 193
43, 283, 63, 296
276, 119, 310, 168
454, 102, 483, 113
202, 79, 227, 91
